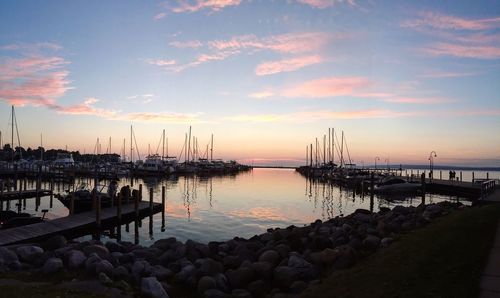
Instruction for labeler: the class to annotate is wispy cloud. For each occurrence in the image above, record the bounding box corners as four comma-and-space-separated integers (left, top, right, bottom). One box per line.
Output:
403, 11, 500, 60
419, 70, 479, 78
0, 55, 72, 107
0, 42, 62, 52
249, 91, 275, 99
145, 59, 176, 66
169, 40, 203, 48
123, 111, 203, 123
281, 76, 372, 98
153, 12, 167, 20
297, 0, 356, 9
423, 43, 500, 59
127, 94, 155, 104
255, 55, 322, 76
171, 0, 241, 13
402, 11, 500, 31
383, 96, 454, 104
225, 108, 500, 123
54, 98, 117, 117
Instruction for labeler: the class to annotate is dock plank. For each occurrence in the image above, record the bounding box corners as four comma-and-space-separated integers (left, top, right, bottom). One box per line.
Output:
0, 201, 162, 246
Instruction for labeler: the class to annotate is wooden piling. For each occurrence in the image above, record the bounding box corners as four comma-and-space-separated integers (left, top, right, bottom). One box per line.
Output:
117, 193, 122, 223
161, 185, 166, 232
149, 187, 153, 212
440, 170, 442, 180
421, 172, 426, 205
369, 172, 374, 212
460, 171, 462, 181
487, 172, 489, 179
96, 195, 101, 229
70, 193, 75, 215
134, 187, 139, 219
472, 172, 475, 182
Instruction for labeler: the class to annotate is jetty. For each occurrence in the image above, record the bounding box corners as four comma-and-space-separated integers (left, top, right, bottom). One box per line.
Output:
0, 201, 163, 246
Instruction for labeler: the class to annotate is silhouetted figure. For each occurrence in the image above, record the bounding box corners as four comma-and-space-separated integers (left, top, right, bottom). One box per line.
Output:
449, 170, 452, 180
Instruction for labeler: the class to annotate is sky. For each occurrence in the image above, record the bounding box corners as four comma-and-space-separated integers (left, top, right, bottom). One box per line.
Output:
0, 0, 499, 167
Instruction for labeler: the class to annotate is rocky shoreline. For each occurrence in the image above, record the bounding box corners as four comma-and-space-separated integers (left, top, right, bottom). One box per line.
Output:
0, 201, 465, 298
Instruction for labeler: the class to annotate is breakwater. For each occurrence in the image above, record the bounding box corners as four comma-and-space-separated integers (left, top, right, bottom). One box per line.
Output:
0, 201, 465, 297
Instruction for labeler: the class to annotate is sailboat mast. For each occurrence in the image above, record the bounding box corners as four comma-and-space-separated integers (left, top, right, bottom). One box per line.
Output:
328, 128, 331, 163
340, 130, 344, 168
315, 137, 318, 167
40, 133, 43, 161
306, 145, 308, 166
11, 105, 14, 162
162, 129, 165, 160
187, 126, 191, 163
122, 138, 125, 161
323, 134, 326, 165
130, 126, 133, 163
109, 137, 111, 154
210, 134, 213, 162
184, 133, 188, 163
310, 143, 313, 167
332, 128, 335, 165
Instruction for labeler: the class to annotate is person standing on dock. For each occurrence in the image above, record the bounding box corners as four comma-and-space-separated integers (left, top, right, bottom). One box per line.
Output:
107, 180, 118, 199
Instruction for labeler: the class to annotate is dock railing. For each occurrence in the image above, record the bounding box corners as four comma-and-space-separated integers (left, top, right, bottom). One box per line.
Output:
479, 179, 497, 199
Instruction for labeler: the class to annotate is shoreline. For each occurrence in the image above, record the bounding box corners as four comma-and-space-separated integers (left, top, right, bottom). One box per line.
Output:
0, 200, 469, 297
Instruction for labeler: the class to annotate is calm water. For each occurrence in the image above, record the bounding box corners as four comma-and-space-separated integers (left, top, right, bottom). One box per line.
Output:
3, 168, 497, 245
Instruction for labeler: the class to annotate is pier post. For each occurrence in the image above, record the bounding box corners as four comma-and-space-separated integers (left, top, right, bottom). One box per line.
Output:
161, 185, 165, 232
421, 173, 426, 205
70, 193, 75, 215
460, 171, 462, 182
149, 187, 153, 237
117, 193, 122, 241
149, 187, 153, 212
472, 172, 475, 182
369, 172, 374, 212
139, 184, 142, 201
96, 195, 101, 229
49, 178, 54, 208
487, 172, 489, 179
134, 187, 139, 219
440, 170, 442, 180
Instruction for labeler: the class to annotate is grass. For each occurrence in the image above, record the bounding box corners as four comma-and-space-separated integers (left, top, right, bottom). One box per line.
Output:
302, 203, 500, 298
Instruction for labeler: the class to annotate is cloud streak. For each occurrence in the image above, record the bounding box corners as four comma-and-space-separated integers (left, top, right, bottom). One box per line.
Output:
171, 0, 241, 13
402, 11, 500, 31
423, 43, 500, 59
297, 0, 356, 9
255, 55, 322, 76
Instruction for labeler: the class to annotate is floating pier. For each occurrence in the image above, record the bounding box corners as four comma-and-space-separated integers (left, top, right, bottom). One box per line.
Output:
0, 201, 163, 246
0, 189, 52, 201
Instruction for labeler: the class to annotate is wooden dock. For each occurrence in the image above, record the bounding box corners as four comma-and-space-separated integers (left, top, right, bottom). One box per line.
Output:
0, 189, 52, 201
0, 201, 163, 246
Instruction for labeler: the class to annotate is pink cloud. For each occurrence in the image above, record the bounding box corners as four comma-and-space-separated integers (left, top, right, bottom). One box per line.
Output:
169, 40, 203, 48
384, 97, 454, 104
0, 56, 71, 107
171, 0, 241, 13
424, 42, 500, 59
255, 55, 322, 76
249, 91, 275, 99
208, 32, 332, 54
297, 0, 356, 9
402, 11, 500, 31
153, 12, 166, 20
281, 76, 372, 98
55, 98, 117, 118
0, 42, 62, 52
419, 70, 479, 78
123, 112, 202, 123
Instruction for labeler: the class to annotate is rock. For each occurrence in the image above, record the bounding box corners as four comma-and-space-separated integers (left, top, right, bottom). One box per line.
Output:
0, 247, 19, 265
381, 237, 393, 247
141, 277, 169, 298
288, 255, 317, 280
232, 289, 252, 298
132, 248, 159, 264
116, 279, 132, 292
203, 289, 231, 298
112, 265, 130, 280
320, 248, 338, 266
353, 212, 373, 223
8, 260, 22, 271
250, 261, 274, 280
333, 245, 356, 270
342, 223, 352, 233
246, 279, 268, 297
85, 254, 102, 273
119, 252, 135, 264
273, 266, 297, 289
67, 250, 86, 269
198, 276, 217, 293
290, 280, 308, 293
363, 235, 380, 250
42, 257, 63, 274
198, 258, 224, 276
175, 264, 196, 284
152, 265, 173, 281
226, 266, 255, 289
105, 241, 124, 253
99, 272, 113, 286
258, 250, 280, 266
16, 246, 44, 263
83, 245, 109, 258
213, 273, 230, 292
152, 237, 177, 251
223, 255, 241, 269
42, 235, 67, 251
95, 260, 114, 275
132, 260, 153, 281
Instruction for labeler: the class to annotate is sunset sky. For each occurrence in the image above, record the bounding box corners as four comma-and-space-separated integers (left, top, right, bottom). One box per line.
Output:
0, 0, 499, 166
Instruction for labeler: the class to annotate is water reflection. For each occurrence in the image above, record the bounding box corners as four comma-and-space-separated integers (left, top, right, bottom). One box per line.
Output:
0, 169, 475, 244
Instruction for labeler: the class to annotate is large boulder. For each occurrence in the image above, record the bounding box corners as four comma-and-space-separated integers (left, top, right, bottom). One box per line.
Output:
82, 245, 109, 258
95, 260, 114, 276
141, 277, 169, 298
198, 276, 217, 294
42, 257, 63, 274
0, 247, 19, 266
197, 258, 224, 276
85, 254, 102, 273
226, 266, 255, 289
362, 235, 381, 251
273, 266, 298, 289
258, 250, 281, 266
66, 250, 86, 269
16, 246, 44, 263
42, 235, 67, 251
287, 255, 317, 280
